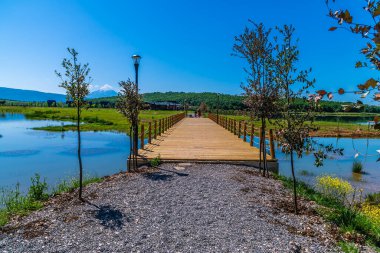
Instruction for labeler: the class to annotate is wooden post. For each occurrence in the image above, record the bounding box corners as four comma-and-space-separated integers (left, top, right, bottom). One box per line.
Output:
140, 124, 144, 149
154, 120, 157, 139
243, 122, 247, 142
233, 120, 236, 135
148, 122, 152, 144
259, 127, 263, 160
250, 124, 254, 146
269, 129, 276, 159
159, 119, 162, 135
238, 121, 241, 138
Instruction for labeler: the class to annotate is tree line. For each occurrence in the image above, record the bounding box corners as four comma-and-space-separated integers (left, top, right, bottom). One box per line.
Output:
3, 92, 380, 113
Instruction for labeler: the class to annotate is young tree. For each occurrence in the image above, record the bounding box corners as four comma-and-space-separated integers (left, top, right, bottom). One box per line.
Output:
274, 26, 344, 213
233, 21, 281, 176
116, 80, 143, 172
273, 25, 316, 214
56, 48, 91, 200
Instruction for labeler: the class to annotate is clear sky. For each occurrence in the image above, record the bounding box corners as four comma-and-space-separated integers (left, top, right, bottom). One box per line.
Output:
0, 0, 377, 102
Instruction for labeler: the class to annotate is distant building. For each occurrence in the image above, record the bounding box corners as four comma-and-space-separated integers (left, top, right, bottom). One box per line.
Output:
146, 101, 182, 110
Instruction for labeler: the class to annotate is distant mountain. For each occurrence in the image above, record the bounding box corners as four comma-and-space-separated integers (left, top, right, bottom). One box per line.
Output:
0, 86, 119, 102
0, 87, 66, 102
87, 89, 117, 99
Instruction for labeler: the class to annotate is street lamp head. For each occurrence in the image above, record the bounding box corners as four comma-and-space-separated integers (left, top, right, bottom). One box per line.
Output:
132, 54, 141, 65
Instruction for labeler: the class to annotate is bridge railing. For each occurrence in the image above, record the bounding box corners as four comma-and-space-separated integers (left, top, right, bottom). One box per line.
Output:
208, 113, 275, 159
140, 112, 186, 149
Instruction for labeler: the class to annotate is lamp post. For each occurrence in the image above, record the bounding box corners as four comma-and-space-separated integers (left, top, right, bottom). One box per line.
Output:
132, 54, 141, 156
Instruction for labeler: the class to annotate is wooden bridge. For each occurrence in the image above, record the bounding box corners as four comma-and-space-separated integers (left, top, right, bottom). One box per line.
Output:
134, 113, 278, 171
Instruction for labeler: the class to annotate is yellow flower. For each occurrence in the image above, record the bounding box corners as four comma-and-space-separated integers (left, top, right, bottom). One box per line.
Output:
361, 202, 380, 226
316, 175, 353, 202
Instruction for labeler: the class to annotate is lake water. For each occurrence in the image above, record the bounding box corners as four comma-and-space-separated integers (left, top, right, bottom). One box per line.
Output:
0, 113, 131, 192
275, 137, 380, 193
1, 113, 380, 194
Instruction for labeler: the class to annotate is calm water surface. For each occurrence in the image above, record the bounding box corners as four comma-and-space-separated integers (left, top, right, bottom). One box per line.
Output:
0, 113, 130, 192
276, 137, 380, 193
1, 113, 380, 193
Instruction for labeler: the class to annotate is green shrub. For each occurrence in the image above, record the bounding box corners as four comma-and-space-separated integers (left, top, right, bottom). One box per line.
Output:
352, 160, 363, 174
28, 173, 48, 201
0, 174, 102, 227
150, 155, 161, 167
52, 176, 102, 196
0, 210, 8, 227
277, 174, 380, 248
338, 241, 359, 253
0, 183, 42, 216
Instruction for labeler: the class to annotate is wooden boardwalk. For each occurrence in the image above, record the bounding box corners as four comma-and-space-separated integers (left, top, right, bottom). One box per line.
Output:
138, 117, 278, 170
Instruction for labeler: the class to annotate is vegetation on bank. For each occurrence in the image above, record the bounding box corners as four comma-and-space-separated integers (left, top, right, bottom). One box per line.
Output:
1, 106, 380, 137
77, 94, 380, 114
3, 91, 380, 114
0, 174, 102, 227
275, 174, 380, 251
0, 106, 178, 133
221, 114, 380, 138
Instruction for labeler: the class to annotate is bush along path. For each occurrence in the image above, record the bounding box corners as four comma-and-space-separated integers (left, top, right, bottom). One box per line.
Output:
0, 163, 355, 253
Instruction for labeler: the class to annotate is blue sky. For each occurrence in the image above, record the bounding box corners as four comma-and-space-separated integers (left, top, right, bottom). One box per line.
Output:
0, 0, 377, 102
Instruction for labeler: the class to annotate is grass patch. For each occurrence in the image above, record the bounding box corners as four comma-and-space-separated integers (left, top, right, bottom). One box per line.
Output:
0, 106, 181, 134
0, 182, 43, 226
338, 241, 360, 253
150, 155, 162, 167
222, 113, 380, 137
52, 176, 102, 196
352, 160, 363, 174
274, 174, 380, 248
0, 174, 102, 227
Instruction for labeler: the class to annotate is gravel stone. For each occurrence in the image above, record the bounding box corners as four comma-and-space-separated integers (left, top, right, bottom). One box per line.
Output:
0, 164, 347, 252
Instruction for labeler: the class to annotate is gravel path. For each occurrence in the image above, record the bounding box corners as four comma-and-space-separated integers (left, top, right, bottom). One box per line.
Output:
0, 163, 341, 252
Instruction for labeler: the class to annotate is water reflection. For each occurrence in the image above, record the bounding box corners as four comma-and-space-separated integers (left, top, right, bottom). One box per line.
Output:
352, 172, 363, 182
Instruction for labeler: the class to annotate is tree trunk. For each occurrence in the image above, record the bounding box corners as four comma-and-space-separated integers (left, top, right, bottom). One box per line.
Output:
258, 119, 262, 175
77, 106, 83, 200
128, 127, 133, 172
290, 149, 298, 214
261, 118, 267, 177
133, 122, 138, 157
